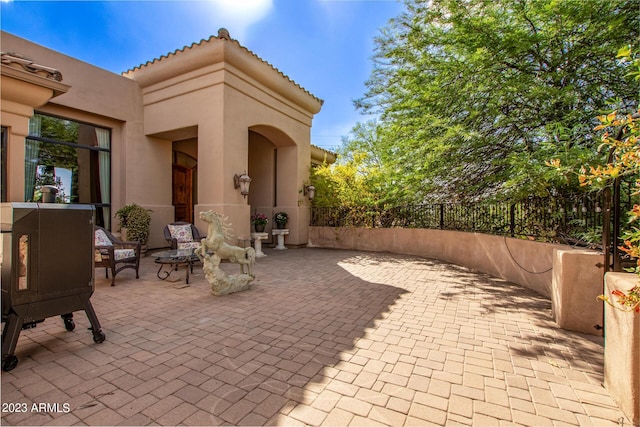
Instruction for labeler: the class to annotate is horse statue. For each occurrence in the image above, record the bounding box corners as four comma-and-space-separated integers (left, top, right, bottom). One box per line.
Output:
196, 210, 256, 278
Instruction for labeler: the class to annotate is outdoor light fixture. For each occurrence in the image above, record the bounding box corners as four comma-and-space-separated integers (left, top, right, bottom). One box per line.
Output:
234, 172, 251, 198
304, 185, 316, 201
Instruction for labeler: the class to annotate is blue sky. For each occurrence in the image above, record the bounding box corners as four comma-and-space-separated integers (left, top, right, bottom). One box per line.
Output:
1, 0, 404, 152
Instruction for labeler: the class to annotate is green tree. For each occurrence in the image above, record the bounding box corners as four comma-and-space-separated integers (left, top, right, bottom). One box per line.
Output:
311, 133, 387, 208
550, 46, 640, 313
349, 0, 639, 203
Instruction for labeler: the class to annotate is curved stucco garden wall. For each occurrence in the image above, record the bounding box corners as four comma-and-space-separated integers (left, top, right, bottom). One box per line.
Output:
308, 226, 602, 300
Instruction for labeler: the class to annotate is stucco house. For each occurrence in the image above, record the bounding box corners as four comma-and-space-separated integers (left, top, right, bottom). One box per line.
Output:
1, 29, 335, 248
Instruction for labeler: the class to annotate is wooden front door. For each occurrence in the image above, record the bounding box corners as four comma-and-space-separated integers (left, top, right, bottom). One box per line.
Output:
172, 164, 192, 223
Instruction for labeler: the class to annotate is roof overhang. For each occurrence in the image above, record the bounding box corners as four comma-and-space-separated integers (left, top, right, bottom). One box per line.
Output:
1, 53, 70, 106
311, 145, 337, 165
123, 31, 323, 115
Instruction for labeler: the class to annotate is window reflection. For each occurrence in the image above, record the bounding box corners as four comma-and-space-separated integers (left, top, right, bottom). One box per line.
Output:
26, 113, 111, 228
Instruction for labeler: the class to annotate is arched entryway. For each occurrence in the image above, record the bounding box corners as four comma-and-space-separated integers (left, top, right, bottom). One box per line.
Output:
247, 125, 297, 237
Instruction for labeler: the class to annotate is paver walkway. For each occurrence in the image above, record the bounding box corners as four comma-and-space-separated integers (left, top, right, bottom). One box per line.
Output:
1, 248, 629, 426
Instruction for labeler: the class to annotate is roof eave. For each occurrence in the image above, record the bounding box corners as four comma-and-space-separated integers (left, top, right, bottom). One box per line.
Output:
123, 32, 323, 115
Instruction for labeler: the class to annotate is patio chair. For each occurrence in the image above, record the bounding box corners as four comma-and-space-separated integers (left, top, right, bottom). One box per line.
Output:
94, 226, 141, 286
163, 222, 205, 250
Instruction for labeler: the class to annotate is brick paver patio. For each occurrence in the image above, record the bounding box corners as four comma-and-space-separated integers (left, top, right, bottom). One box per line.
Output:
1, 248, 629, 426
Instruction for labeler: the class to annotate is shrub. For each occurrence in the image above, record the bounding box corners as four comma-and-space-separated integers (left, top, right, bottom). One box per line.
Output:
115, 203, 152, 244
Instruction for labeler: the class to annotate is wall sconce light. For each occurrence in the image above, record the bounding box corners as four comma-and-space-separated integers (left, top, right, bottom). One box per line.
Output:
304, 185, 316, 201
234, 172, 251, 198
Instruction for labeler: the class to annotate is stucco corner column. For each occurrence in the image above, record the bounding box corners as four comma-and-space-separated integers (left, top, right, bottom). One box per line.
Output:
551, 249, 604, 335
603, 272, 640, 426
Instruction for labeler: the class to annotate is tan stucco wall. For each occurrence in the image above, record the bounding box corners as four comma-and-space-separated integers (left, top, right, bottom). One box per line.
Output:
0, 43, 71, 202
2, 31, 322, 249
126, 35, 320, 246
604, 273, 640, 425
0, 73, 61, 201
308, 226, 599, 299
551, 249, 605, 335
0, 32, 161, 241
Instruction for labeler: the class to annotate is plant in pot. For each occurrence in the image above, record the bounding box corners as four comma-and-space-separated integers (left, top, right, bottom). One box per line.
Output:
274, 211, 288, 229
251, 212, 268, 232
115, 203, 152, 254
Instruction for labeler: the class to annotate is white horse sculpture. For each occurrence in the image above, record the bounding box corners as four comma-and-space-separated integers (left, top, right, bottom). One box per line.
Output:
196, 210, 256, 277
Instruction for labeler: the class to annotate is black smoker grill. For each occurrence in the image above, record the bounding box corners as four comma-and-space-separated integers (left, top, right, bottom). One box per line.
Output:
1, 203, 105, 371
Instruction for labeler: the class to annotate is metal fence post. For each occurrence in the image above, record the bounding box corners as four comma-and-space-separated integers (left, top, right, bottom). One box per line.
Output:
510, 204, 515, 237
612, 176, 622, 272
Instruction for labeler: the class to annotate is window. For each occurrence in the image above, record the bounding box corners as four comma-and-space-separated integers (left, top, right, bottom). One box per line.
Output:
26, 113, 111, 228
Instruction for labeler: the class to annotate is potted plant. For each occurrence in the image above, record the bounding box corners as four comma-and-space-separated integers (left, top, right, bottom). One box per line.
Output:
115, 203, 152, 253
274, 211, 288, 229
251, 212, 268, 232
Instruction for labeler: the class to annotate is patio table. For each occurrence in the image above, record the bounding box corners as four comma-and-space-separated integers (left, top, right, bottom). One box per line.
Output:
153, 248, 199, 284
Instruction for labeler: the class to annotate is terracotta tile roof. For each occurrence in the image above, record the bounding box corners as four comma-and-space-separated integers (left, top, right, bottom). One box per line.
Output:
1, 51, 63, 81
311, 144, 337, 164
124, 28, 323, 105
311, 144, 337, 157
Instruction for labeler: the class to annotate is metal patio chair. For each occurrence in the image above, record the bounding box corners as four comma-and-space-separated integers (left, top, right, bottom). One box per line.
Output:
94, 226, 141, 286
163, 222, 205, 250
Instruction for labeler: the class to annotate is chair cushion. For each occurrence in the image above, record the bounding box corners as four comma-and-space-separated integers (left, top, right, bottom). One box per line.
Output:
95, 229, 112, 247
177, 241, 201, 250
114, 248, 136, 261
168, 224, 194, 243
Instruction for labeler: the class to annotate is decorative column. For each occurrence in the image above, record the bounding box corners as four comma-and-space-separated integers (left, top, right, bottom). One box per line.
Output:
272, 229, 289, 250
251, 232, 268, 257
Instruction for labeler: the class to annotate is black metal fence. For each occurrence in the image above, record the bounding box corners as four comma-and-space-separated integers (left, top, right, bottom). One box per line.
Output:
311, 195, 610, 247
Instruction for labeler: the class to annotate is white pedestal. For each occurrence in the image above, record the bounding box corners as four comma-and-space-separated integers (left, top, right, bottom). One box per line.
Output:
250, 232, 268, 258
272, 229, 289, 250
